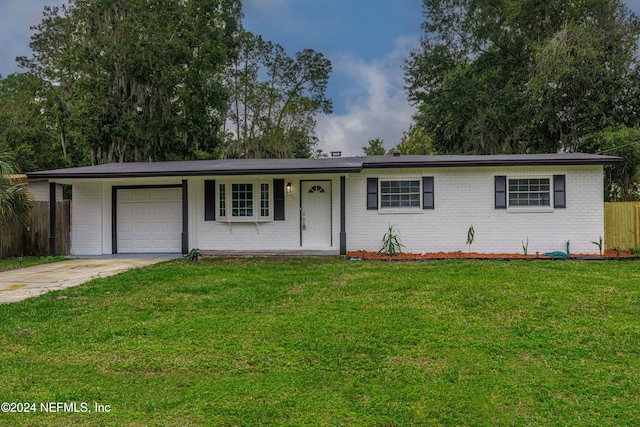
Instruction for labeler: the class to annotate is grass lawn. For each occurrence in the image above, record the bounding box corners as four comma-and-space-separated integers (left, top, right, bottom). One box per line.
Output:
0, 256, 67, 272
0, 258, 639, 426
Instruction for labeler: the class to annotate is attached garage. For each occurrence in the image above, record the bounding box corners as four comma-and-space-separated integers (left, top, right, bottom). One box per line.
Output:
115, 186, 183, 253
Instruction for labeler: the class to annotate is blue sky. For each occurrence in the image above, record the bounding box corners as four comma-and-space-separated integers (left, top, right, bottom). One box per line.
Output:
1, 0, 639, 156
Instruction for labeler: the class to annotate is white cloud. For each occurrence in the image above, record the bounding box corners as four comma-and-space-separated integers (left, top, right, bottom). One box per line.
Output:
316, 35, 419, 157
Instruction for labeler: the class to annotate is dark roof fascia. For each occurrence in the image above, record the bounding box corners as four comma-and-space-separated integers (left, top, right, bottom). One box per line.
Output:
362, 156, 622, 169
26, 154, 622, 180
26, 166, 363, 180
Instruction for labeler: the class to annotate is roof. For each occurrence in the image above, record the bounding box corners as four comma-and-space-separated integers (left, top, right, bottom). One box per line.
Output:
26, 153, 622, 179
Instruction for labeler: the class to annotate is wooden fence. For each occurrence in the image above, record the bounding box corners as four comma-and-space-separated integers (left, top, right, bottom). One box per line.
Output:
0, 201, 70, 258
604, 202, 640, 250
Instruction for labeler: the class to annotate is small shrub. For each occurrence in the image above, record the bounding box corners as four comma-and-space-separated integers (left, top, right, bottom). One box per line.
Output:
591, 236, 603, 256
466, 225, 475, 253
522, 237, 529, 256
378, 224, 404, 256
188, 248, 203, 262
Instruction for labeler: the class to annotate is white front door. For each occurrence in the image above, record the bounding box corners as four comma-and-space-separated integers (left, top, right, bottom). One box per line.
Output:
301, 181, 332, 248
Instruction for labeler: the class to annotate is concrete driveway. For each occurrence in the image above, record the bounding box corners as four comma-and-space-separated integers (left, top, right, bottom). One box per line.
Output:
0, 258, 168, 304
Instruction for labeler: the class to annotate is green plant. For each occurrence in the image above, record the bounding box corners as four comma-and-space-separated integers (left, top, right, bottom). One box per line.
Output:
466, 225, 475, 253
378, 224, 404, 256
188, 248, 203, 262
522, 237, 529, 256
591, 236, 603, 256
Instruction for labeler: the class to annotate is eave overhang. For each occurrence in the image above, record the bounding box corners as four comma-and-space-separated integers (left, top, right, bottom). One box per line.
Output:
26, 153, 622, 180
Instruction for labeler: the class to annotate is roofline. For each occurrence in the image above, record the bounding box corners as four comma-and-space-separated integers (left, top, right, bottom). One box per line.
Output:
26, 167, 363, 180
363, 157, 623, 169
25, 154, 622, 180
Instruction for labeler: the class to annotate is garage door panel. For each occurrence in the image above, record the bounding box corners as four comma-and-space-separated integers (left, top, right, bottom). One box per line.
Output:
118, 204, 133, 216
135, 192, 151, 201
134, 223, 151, 233
150, 223, 166, 233
151, 190, 174, 201
152, 238, 181, 249
117, 188, 182, 253
134, 205, 151, 217
152, 239, 168, 249
119, 190, 134, 201
118, 239, 133, 252
133, 239, 152, 251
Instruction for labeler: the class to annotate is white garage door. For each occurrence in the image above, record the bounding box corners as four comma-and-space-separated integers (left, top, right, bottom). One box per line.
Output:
117, 188, 182, 253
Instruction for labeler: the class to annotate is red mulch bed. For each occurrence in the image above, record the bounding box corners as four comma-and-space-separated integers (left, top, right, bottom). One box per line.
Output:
346, 249, 636, 260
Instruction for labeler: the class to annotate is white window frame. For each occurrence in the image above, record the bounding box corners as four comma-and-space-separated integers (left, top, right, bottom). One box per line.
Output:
379, 178, 422, 211
507, 176, 553, 212
216, 180, 273, 222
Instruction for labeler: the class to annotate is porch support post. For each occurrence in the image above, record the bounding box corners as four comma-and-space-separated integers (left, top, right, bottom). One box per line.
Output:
112, 187, 118, 254
181, 180, 189, 255
49, 182, 58, 256
340, 176, 346, 255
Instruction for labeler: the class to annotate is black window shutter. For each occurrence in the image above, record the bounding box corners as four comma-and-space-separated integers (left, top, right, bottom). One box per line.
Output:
495, 176, 507, 209
554, 175, 566, 208
204, 180, 215, 221
274, 179, 285, 220
422, 176, 434, 209
367, 177, 378, 210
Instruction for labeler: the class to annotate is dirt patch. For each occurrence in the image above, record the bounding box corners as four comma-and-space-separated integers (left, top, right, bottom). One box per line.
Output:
0, 284, 28, 291
346, 249, 636, 260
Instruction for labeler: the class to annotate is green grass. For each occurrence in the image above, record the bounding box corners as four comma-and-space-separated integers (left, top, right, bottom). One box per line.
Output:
0, 258, 639, 426
0, 256, 67, 272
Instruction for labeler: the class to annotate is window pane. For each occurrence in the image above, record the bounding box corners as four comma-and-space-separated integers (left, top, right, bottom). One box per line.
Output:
380, 180, 420, 208
261, 183, 269, 217
219, 184, 226, 217
508, 178, 550, 207
232, 183, 253, 217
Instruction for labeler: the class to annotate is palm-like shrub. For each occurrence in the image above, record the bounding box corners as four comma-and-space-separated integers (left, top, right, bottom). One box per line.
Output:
0, 149, 31, 224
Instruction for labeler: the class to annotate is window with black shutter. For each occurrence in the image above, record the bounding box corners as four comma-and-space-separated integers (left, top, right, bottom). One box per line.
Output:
274, 179, 285, 220
204, 180, 215, 221
367, 177, 378, 210
554, 175, 566, 208
422, 176, 434, 209
495, 176, 507, 209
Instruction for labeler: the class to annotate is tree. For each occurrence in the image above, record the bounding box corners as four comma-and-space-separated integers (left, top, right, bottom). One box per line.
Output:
405, 0, 640, 155
362, 138, 386, 156
19, 0, 242, 165
0, 149, 31, 224
388, 126, 434, 155
582, 126, 640, 201
222, 31, 332, 159
0, 73, 67, 172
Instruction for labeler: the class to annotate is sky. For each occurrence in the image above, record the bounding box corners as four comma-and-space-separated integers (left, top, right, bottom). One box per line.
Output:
1, 0, 640, 157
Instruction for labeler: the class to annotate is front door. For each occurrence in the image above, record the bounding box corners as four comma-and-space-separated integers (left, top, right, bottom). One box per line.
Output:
301, 181, 332, 248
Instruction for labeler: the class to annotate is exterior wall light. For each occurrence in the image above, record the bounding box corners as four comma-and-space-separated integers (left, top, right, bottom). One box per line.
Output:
286, 182, 292, 194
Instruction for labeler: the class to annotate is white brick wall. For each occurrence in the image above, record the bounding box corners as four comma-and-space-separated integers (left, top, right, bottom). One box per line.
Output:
27, 181, 63, 201
71, 182, 104, 255
346, 165, 604, 255
68, 165, 604, 255
193, 175, 341, 251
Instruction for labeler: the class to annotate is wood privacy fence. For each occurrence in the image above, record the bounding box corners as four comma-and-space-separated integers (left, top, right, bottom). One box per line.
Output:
604, 202, 640, 250
0, 201, 70, 258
